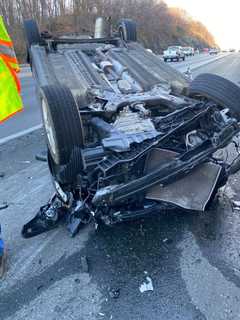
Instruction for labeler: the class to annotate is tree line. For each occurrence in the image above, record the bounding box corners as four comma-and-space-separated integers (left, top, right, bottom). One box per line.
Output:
0, 0, 217, 62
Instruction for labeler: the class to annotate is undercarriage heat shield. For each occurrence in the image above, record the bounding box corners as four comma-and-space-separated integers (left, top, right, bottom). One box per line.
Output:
144, 149, 222, 211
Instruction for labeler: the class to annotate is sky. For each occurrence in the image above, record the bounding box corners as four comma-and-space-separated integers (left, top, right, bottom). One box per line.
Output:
165, 0, 239, 49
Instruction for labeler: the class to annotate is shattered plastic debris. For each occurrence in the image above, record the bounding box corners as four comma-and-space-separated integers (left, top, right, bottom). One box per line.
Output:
98, 312, 105, 317
139, 276, 154, 293
232, 200, 240, 210
109, 288, 120, 299
163, 238, 173, 244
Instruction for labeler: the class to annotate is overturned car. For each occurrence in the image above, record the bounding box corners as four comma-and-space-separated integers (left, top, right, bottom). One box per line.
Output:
22, 17, 240, 237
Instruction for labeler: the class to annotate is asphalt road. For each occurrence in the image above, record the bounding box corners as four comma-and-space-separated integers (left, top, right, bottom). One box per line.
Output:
0, 67, 41, 143
1, 53, 240, 320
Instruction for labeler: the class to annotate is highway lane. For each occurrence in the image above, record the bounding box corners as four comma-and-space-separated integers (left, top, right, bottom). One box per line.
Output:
1, 53, 240, 319
192, 52, 240, 84
0, 53, 232, 143
0, 67, 41, 142
168, 52, 230, 73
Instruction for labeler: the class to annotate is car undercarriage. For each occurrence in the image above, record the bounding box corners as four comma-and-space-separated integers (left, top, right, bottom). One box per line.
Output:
22, 17, 240, 237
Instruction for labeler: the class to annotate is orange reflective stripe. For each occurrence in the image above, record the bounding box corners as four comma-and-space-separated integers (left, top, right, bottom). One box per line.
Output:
0, 108, 22, 123
0, 56, 23, 122
0, 39, 12, 47
4, 59, 21, 92
0, 53, 19, 74
0, 54, 18, 64
8, 63, 20, 73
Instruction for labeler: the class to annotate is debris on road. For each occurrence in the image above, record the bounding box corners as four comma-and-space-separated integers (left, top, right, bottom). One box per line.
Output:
0, 172, 5, 178
139, 276, 154, 293
35, 150, 48, 162
0, 202, 8, 211
18, 160, 31, 164
98, 312, 105, 317
109, 288, 120, 299
163, 238, 173, 244
232, 200, 240, 211
74, 278, 80, 284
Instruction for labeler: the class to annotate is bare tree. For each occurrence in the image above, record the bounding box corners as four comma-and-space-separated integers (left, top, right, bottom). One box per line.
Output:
0, 0, 217, 62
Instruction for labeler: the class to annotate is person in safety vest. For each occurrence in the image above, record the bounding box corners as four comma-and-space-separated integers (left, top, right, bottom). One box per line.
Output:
0, 15, 23, 123
0, 16, 23, 277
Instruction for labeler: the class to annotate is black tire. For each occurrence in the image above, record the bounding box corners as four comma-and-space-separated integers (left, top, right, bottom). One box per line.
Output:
182, 56, 185, 61
23, 19, 42, 63
188, 73, 240, 120
164, 58, 167, 62
47, 148, 83, 186
40, 85, 84, 165
23, 19, 41, 46
118, 19, 137, 42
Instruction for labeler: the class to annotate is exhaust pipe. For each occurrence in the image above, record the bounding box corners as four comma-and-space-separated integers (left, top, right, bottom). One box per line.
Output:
94, 17, 111, 39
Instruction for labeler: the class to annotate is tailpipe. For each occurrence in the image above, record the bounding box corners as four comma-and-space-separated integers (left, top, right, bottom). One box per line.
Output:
94, 17, 111, 38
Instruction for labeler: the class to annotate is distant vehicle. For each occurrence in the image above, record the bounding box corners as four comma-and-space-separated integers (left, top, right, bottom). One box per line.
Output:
163, 46, 185, 62
195, 48, 200, 54
203, 48, 209, 53
229, 48, 236, 52
209, 48, 219, 55
182, 47, 194, 56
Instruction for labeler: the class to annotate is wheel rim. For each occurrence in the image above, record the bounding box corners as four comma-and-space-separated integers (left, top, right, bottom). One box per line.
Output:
42, 99, 57, 157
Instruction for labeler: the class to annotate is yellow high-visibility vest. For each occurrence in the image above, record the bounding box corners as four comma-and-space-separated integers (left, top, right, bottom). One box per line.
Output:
0, 16, 23, 122
0, 56, 22, 122
0, 16, 20, 72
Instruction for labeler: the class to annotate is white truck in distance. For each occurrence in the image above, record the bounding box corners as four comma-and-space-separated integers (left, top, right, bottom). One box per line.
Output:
182, 47, 194, 56
163, 46, 185, 62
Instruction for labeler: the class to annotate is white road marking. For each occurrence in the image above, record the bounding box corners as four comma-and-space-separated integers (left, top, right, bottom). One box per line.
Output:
0, 124, 43, 145
176, 54, 230, 73
178, 231, 240, 320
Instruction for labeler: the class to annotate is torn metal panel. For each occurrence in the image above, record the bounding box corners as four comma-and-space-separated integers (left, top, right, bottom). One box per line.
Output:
145, 148, 222, 211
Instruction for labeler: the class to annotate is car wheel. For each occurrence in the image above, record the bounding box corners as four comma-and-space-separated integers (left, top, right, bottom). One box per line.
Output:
182, 56, 185, 61
40, 84, 84, 166
164, 58, 167, 62
118, 19, 137, 42
24, 19, 41, 47
188, 73, 240, 120
23, 19, 42, 63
